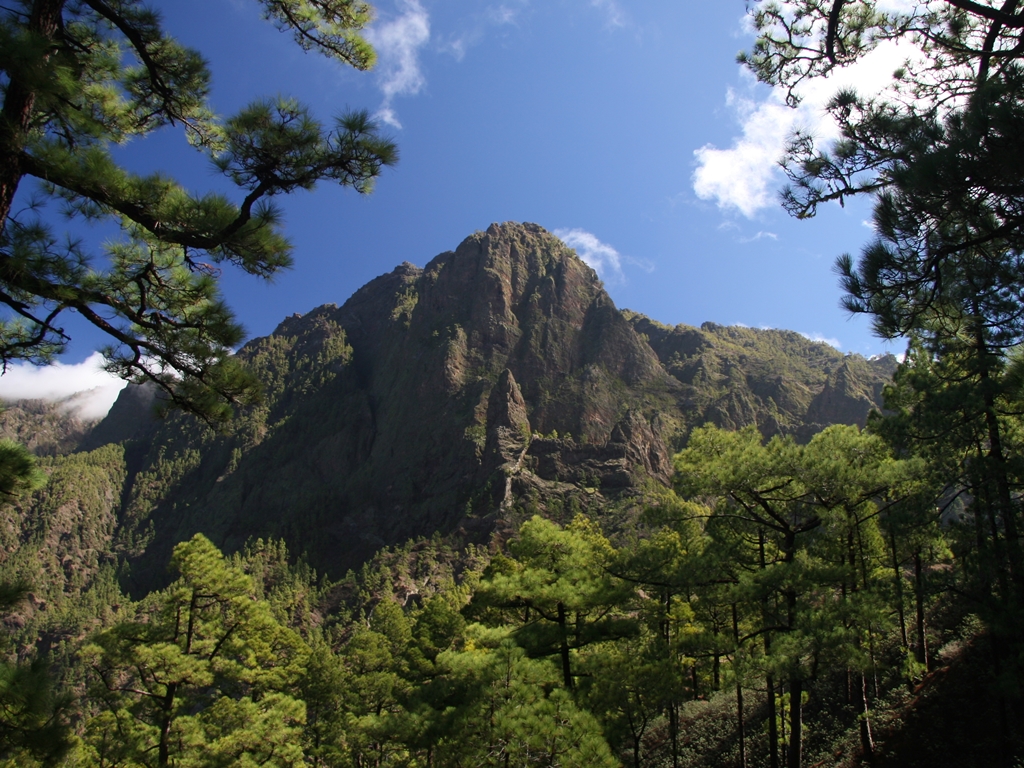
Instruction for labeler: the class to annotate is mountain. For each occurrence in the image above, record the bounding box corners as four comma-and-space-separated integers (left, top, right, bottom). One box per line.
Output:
0, 397, 99, 456
3, 222, 897, 595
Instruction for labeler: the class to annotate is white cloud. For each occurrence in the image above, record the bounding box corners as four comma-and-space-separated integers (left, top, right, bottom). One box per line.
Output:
440, 3, 526, 62
799, 332, 842, 349
739, 230, 778, 244
489, 4, 524, 25
365, 0, 431, 129
625, 254, 655, 274
554, 228, 624, 281
0, 352, 126, 420
590, 0, 626, 28
693, 40, 919, 217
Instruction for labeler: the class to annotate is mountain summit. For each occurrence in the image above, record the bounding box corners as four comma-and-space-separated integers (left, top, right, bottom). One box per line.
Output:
8, 223, 896, 586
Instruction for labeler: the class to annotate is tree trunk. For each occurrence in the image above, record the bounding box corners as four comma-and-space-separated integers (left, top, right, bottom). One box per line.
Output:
158, 682, 177, 767
890, 529, 909, 651
913, 550, 929, 672
628, 708, 643, 768
556, 601, 573, 689
0, 0, 65, 229
973, 319, 1024, 596
787, 677, 802, 768
760, 529, 780, 768
736, 681, 747, 768
669, 700, 679, 768
857, 671, 875, 763
733, 602, 747, 768
663, 587, 679, 768
784, 533, 801, 768
778, 678, 786, 754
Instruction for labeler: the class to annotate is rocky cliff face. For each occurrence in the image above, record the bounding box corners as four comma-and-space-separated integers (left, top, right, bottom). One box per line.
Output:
6, 223, 897, 588
630, 316, 898, 441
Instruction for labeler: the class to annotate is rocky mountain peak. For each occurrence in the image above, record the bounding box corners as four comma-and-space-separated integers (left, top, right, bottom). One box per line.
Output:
37, 223, 897, 583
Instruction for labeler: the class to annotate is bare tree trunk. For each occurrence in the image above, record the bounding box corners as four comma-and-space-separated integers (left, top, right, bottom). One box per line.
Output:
787, 678, 802, 768
890, 530, 909, 652
857, 672, 875, 763
914, 550, 929, 672
736, 682, 747, 768
669, 700, 679, 768
760, 529, 780, 768
557, 601, 573, 689
732, 603, 747, 768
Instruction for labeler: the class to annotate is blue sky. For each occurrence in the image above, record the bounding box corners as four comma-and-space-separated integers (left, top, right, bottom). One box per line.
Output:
0, 0, 906, 415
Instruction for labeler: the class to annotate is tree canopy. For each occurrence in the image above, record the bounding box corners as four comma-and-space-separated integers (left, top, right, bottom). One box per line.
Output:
745, 2, 1024, 744
0, 0, 397, 422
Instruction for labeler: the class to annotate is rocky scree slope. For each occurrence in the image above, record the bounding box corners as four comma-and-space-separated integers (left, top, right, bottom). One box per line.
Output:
4, 223, 896, 593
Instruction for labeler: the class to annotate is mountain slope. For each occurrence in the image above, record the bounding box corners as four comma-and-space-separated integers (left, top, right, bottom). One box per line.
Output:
5, 223, 897, 592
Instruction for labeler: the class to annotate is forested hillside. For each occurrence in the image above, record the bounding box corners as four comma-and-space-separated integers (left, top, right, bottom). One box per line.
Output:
5, 223, 1016, 768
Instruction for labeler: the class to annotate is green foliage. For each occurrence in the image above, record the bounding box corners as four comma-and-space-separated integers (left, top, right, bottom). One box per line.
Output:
428, 632, 619, 768
81, 534, 308, 767
0, 440, 44, 498
0, 441, 70, 766
673, 423, 924, 767
744, 7, 1024, 760
470, 515, 636, 690
0, 656, 72, 767
0, 573, 73, 768
391, 286, 419, 325
0, 0, 397, 422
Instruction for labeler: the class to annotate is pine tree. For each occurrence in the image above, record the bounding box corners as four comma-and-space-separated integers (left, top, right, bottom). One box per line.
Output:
0, 434, 70, 767
0, 0, 397, 422
745, 4, 1024, 744
428, 629, 619, 768
676, 424, 915, 768
81, 534, 309, 767
468, 514, 635, 691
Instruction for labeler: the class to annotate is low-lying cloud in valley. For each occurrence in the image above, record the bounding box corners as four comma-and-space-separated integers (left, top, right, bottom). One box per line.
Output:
0, 352, 126, 420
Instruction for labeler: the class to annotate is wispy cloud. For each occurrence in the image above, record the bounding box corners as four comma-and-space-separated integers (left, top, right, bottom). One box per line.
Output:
590, 0, 627, 28
365, 0, 431, 128
440, 3, 525, 62
739, 230, 778, 244
488, 3, 526, 25
799, 332, 842, 349
625, 254, 655, 274
0, 352, 125, 420
554, 228, 624, 281
366, 0, 629, 121
693, 39, 918, 217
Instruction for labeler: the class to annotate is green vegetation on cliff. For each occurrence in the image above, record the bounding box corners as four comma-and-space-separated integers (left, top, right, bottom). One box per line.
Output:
2, 225, 897, 602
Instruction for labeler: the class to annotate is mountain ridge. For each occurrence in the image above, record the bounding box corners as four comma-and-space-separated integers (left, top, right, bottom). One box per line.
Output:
3, 222, 897, 595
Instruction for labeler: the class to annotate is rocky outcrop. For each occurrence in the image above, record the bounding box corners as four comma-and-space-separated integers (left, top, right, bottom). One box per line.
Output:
484, 369, 532, 508
630, 315, 896, 443
37, 223, 895, 586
